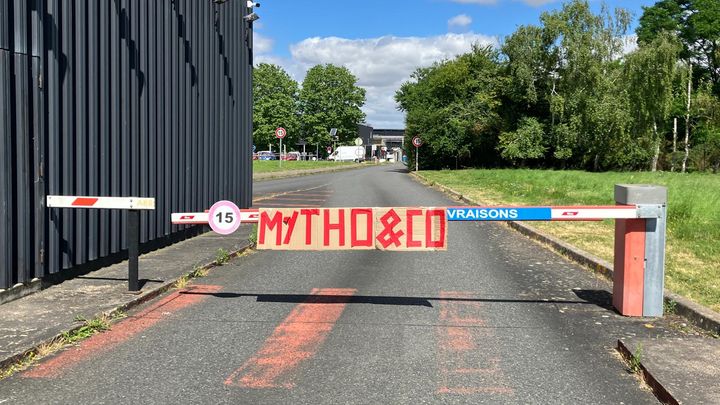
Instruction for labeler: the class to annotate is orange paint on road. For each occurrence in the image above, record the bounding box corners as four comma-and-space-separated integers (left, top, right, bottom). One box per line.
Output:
23, 284, 222, 379
436, 291, 513, 397
225, 288, 356, 389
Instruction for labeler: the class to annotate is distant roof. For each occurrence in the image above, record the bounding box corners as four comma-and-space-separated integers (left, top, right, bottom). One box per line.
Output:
373, 129, 405, 138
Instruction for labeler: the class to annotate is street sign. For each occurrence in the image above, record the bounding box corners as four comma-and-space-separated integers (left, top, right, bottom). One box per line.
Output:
275, 127, 287, 139
354, 137, 363, 146
412, 136, 423, 148
327, 146, 332, 153
208, 200, 242, 235
330, 128, 337, 137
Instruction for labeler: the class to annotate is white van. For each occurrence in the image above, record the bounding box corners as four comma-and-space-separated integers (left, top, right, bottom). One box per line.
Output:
328, 146, 365, 162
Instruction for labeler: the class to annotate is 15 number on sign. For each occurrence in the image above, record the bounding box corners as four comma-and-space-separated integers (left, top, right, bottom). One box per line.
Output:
208, 200, 242, 235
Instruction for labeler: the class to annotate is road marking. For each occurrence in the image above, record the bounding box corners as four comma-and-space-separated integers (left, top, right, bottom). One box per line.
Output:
22, 285, 222, 379
225, 288, 356, 389
436, 291, 513, 396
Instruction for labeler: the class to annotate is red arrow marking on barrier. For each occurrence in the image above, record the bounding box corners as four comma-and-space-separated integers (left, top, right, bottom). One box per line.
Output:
179, 215, 195, 220
71, 197, 98, 207
561, 211, 579, 216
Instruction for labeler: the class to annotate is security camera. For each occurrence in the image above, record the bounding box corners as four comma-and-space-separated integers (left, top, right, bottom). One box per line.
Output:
243, 12, 260, 22
247, 1, 260, 7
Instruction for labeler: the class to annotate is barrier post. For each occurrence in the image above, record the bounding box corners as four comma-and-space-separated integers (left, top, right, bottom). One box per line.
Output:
128, 209, 140, 292
613, 185, 667, 317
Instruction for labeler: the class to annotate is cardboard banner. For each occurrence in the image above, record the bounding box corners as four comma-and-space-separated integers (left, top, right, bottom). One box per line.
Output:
256, 207, 447, 251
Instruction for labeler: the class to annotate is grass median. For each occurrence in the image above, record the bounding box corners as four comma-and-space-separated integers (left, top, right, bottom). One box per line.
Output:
420, 169, 720, 312
253, 160, 358, 174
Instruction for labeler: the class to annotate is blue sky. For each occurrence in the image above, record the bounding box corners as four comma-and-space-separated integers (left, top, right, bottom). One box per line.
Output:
252, 0, 658, 128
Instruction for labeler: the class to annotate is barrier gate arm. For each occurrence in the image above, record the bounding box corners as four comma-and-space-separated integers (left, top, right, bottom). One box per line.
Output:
172, 205, 659, 225
171, 193, 667, 319
47, 195, 156, 292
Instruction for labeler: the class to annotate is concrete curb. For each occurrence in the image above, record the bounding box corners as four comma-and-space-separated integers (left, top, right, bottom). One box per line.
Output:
0, 241, 253, 374
616, 339, 678, 405
411, 172, 720, 336
253, 162, 371, 181
0, 279, 44, 306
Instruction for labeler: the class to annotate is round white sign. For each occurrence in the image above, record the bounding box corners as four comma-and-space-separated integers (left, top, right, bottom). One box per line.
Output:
275, 127, 287, 139
412, 136, 423, 148
208, 200, 242, 235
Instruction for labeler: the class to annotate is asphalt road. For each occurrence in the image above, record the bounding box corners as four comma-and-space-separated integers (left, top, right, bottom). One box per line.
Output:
1, 164, 673, 404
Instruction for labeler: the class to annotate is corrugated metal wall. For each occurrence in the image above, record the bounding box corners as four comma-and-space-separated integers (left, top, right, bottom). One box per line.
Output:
0, 0, 253, 289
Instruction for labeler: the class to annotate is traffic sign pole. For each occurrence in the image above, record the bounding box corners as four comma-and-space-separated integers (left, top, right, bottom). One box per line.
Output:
412, 136, 422, 172
416, 146, 419, 172
275, 127, 287, 167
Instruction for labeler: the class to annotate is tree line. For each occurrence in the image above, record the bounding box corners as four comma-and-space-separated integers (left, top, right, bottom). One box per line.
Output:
253, 63, 366, 153
395, 0, 720, 172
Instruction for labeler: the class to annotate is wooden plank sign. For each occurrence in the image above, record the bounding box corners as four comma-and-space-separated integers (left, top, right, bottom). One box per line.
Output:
256, 207, 447, 251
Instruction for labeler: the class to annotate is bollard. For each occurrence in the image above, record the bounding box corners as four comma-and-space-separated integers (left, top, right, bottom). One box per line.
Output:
127, 210, 140, 292
613, 185, 667, 317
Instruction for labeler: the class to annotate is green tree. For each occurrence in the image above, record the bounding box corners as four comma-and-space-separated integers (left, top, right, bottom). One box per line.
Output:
253, 63, 300, 151
299, 64, 366, 148
539, 0, 632, 170
497, 117, 547, 165
691, 82, 720, 172
624, 32, 682, 171
638, 0, 720, 95
396, 45, 504, 169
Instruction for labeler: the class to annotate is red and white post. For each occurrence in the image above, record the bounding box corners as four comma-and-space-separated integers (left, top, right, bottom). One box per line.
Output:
613, 185, 667, 317
46, 196, 155, 292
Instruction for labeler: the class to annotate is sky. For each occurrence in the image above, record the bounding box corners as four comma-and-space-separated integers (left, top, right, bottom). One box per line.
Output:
252, 0, 658, 129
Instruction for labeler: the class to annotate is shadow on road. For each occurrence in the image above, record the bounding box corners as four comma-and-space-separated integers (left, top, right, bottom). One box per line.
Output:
572, 289, 614, 311
179, 291, 607, 309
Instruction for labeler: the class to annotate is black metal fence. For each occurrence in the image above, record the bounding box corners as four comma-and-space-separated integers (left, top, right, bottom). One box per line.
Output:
0, 0, 253, 289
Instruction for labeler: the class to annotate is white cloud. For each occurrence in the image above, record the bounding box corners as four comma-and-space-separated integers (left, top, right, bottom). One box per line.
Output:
448, 14, 473, 30
279, 34, 498, 128
253, 32, 274, 54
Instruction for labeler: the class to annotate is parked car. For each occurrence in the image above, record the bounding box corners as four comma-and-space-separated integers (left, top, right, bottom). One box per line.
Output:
257, 151, 276, 160
281, 151, 300, 161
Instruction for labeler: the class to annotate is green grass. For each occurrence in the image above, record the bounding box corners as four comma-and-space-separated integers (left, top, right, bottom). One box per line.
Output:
253, 160, 358, 174
421, 169, 720, 312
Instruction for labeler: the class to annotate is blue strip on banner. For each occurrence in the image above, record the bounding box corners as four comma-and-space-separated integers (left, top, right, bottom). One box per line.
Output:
447, 207, 552, 221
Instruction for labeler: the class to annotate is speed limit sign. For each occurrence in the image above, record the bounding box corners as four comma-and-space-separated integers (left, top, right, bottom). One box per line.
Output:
208, 200, 242, 235
275, 127, 287, 139
412, 136, 423, 147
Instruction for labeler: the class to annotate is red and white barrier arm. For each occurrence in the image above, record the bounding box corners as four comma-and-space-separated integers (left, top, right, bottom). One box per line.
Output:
550, 205, 638, 220
172, 209, 259, 225
47, 195, 155, 210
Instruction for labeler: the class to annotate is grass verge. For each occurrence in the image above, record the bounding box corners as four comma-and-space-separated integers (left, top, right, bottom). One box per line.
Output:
0, 312, 126, 380
253, 160, 357, 174
420, 169, 720, 312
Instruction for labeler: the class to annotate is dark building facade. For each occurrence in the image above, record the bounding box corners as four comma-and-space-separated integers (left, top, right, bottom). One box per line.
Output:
0, 1, 253, 289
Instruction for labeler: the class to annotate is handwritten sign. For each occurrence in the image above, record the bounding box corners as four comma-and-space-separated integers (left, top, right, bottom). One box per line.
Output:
256, 207, 447, 251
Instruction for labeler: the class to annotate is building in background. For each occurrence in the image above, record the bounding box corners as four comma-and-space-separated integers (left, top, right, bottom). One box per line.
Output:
371, 129, 405, 161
